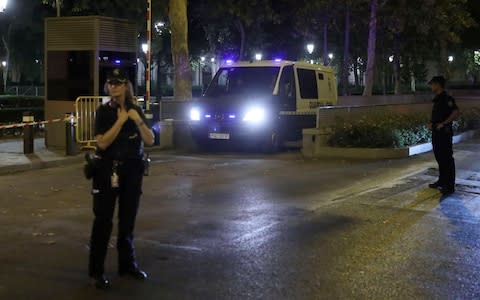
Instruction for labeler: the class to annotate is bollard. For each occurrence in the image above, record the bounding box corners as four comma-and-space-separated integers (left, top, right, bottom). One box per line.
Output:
22, 112, 34, 154
144, 108, 155, 144
150, 101, 161, 145
65, 112, 77, 156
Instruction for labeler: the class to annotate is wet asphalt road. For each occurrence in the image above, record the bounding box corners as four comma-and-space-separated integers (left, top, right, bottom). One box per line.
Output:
1, 141, 480, 300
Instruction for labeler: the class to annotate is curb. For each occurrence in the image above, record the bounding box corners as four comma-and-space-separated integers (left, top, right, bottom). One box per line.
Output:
302, 129, 479, 159
0, 154, 84, 176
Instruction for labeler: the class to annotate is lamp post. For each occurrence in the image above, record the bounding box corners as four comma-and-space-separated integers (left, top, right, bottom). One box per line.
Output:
255, 53, 262, 61
142, 43, 148, 54
1, 0, 7, 94
145, 0, 152, 114
306, 43, 315, 64
0, 0, 7, 12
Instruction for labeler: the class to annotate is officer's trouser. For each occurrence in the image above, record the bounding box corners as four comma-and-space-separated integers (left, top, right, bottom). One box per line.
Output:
88, 159, 144, 277
432, 129, 455, 190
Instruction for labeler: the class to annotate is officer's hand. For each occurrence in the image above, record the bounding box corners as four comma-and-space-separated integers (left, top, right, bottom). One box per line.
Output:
127, 109, 141, 122
117, 108, 129, 124
436, 123, 445, 130
427, 123, 433, 131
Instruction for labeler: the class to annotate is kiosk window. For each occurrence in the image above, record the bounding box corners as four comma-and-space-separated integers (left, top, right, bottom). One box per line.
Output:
297, 69, 318, 99
318, 73, 324, 80
47, 51, 93, 101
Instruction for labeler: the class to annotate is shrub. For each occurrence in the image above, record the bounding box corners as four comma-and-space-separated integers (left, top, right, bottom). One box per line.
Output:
328, 108, 480, 148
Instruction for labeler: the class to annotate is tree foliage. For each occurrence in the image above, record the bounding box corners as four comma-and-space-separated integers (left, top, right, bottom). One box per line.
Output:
0, 0, 478, 96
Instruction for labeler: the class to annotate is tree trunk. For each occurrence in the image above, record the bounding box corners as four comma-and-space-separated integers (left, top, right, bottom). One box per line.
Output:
439, 39, 448, 78
323, 19, 329, 66
169, 0, 192, 101
393, 33, 401, 95
342, 5, 351, 96
56, 0, 61, 17
353, 58, 360, 88
155, 55, 163, 99
1, 24, 12, 94
363, 0, 378, 96
235, 19, 246, 60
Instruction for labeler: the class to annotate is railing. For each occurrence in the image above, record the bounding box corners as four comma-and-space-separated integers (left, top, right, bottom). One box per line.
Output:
5, 86, 44, 96
75, 96, 105, 150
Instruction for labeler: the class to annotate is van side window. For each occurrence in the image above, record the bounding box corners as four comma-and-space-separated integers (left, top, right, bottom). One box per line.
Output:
297, 69, 318, 99
217, 69, 229, 89
278, 65, 296, 110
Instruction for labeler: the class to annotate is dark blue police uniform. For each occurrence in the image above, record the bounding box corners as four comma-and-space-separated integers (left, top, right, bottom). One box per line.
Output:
89, 100, 148, 279
431, 91, 458, 192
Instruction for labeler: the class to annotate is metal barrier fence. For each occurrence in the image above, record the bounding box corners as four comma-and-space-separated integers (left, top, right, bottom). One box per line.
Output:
75, 96, 104, 150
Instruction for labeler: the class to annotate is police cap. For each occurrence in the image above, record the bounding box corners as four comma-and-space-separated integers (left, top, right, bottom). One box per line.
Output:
107, 68, 129, 84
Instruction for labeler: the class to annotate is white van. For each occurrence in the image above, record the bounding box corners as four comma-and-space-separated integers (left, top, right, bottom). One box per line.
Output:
189, 60, 338, 151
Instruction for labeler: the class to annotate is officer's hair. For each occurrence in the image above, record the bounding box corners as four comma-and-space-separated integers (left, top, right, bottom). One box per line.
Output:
104, 80, 136, 106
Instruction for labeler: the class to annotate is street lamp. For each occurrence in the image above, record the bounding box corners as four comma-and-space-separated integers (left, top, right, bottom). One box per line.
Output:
328, 53, 334, 60
211, 57, 215, 63
0, 0, 7, 12
306, 43, 315, 55
255, 53, 262, 61
448, 55, 454, 63
388, 55, 394, 63
142, 43, 149, 54
1, 61, 6, 67
200, 56, 206, 62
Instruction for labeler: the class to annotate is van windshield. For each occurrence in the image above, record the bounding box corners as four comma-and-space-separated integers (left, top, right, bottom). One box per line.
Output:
205, 67, 281, 97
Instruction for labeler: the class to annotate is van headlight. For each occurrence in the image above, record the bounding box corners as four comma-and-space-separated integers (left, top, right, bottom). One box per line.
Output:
243, 108, 266, 123
190, 108, 201, 121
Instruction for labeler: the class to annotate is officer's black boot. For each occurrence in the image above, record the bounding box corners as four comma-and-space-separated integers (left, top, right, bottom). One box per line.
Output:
91, 275, 111, 290
119, 267, 148, 280
428, 181, 441, 189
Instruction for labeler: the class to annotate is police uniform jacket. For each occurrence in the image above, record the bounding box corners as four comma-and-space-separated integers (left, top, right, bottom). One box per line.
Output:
431, 91, 459, 131
95, 100, 147, 162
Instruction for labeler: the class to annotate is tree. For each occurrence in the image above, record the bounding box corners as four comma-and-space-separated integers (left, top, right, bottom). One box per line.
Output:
294, 0, 337, 66
429, 0, 474, 78
169, 0, 192, 101
192, 0, 277, 60
341, 3, 351, 95
362, 0, 378, 96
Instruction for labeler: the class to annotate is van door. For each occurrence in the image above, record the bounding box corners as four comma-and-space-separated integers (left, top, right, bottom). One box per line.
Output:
277, 65, 296, 111
316, 71, 329, 105
295, 67, 319, 112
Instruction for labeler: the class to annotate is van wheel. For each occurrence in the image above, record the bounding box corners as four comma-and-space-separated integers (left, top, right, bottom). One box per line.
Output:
261, 132, 281, 153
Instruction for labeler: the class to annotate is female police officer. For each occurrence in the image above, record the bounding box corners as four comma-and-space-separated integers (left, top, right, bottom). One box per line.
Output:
89, 68, 154, 289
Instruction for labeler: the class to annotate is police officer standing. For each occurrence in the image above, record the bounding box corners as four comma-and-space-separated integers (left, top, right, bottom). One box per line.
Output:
89, 68, 154, 289
427, 76, 460, 196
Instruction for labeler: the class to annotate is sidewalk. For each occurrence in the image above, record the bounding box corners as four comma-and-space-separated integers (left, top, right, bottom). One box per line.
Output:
0, 138, 84, 175
0, 138, 168, 175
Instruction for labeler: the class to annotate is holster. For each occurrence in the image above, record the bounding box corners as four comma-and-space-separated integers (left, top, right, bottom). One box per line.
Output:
83, 152, 102, 180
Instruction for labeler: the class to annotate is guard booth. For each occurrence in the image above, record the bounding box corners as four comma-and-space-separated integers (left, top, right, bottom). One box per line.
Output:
44, 16, 137, 149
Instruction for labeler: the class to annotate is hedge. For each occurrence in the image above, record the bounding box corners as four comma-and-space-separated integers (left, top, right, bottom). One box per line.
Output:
328, 108, 480, 148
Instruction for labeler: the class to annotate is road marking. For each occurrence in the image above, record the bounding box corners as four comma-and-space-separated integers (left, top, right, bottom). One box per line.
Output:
135, 238, 203, 252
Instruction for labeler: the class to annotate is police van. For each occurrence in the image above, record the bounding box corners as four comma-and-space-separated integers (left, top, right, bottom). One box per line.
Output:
189, 60, 338, 151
